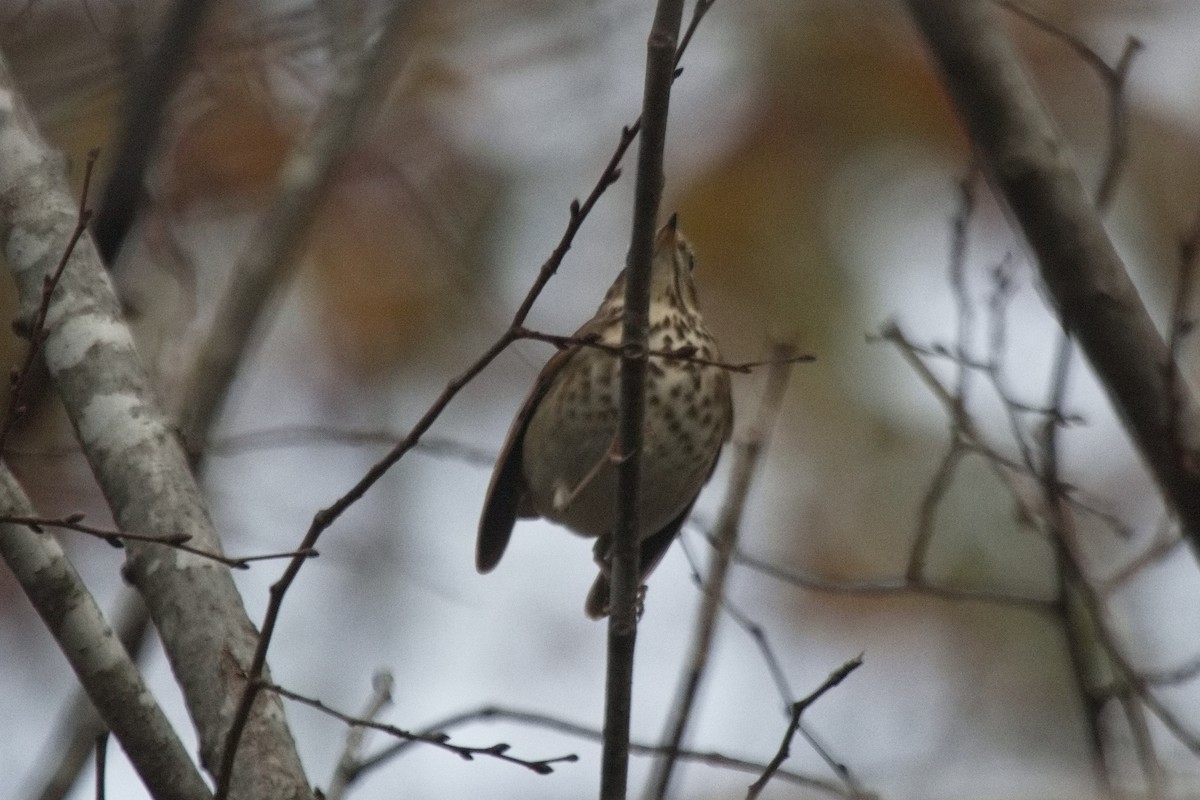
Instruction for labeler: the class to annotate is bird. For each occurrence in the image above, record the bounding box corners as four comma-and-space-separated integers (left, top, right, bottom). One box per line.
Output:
477, 214, 733, 618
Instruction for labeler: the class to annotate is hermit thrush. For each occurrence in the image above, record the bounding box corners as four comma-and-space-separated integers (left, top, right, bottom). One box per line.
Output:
477, 215, 733, 618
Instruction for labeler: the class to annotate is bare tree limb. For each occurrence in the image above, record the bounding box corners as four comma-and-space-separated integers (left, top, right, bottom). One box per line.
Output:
0, 465, 210, 800
0, 48, 311, 800
905, 0, 1200, 557
30, 589, 151, 800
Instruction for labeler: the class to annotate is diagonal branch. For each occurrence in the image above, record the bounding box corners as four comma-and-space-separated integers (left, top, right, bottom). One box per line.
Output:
175, 3, 418, 451
0, 47, 310, 800
905, 0, 1200, 559
0, 464, 211, 800
746, 656, 864, 800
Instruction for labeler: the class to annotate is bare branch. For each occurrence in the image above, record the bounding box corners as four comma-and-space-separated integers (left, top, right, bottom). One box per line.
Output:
726, 542, 1056, 614
907, 0, 1200, 559
209, 426, 497, 467
0, 465, 210, 800
30, 591, 151, 800
604, 2, 687, 797
0, 513, 317, 570
176, 3, 419, 453
350, 705, 851, 798
0, 48, 310, 800
678, 536, 866, 796
746, 657, 864, 800
264, 682, 577, 775
326, 671, 394, 800
0, 149, 97, 455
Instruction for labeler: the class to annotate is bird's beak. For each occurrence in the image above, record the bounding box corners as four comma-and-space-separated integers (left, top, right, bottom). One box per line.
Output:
655, 213, 679, 250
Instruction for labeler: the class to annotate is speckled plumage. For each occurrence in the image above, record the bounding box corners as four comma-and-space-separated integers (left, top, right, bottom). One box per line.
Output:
477, 216, 733, 618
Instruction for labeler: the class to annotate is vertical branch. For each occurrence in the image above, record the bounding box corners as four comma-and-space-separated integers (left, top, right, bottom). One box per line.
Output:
602, 1, 685, 798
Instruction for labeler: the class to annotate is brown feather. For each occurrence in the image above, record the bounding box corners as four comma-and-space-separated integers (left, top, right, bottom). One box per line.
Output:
476, 308, 620, 573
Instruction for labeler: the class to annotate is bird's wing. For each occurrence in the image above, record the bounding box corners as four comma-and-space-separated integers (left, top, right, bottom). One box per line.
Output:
476, 310, 619, 574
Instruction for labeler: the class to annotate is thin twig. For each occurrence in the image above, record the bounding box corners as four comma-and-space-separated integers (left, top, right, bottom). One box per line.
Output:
516, 327, 814, 374
350, 705, 852, 798
1098, 520, 1181, 593
726, 544, 1057, 614
746, 657, 864, 800
264, 682, 576, 775
679, 535, 865, 794
94, 733, 108, 800
209, 426, 497, 467
949, 171, 977, 404
0, 514, 317, 570
0, 149, 98, 455
906, 440, 966, 580
995, 0, 1141, 208
1139, 653, 1200, 687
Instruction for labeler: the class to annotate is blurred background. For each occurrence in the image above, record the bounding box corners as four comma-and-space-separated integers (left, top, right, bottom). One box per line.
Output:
3, 0, 1200, 798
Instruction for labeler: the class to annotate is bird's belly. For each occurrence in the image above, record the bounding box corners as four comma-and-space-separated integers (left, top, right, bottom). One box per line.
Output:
521, 357, 718, 539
